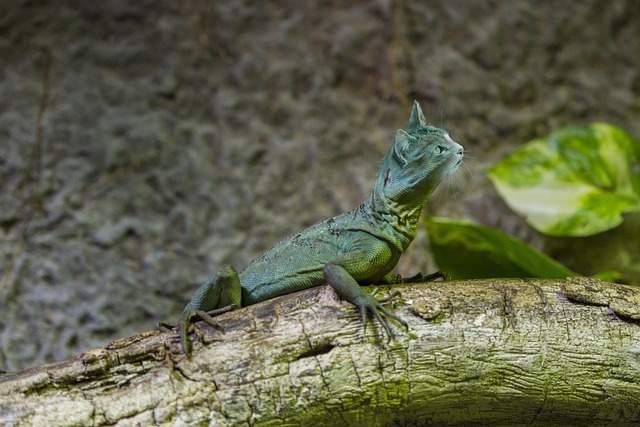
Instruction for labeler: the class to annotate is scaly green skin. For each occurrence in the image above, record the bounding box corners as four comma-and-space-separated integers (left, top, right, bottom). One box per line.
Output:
170, 101, 464, 354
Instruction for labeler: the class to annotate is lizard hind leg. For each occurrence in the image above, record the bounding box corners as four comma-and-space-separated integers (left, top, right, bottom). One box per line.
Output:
179, 265, 243, 355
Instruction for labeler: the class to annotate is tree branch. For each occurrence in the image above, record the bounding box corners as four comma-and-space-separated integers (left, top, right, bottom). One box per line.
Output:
1, 277, 639, 426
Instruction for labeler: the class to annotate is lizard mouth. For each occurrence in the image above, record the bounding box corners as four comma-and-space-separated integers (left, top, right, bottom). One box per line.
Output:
450, 143, 464, 169
448, 151, 464, 173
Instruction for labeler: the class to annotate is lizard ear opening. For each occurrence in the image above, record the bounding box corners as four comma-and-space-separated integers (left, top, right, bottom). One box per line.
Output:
393, 129, 414, 165
407, 100, 427, 131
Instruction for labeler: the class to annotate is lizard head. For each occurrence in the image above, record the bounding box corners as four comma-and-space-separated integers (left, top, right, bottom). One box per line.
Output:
376, 101, 464, 205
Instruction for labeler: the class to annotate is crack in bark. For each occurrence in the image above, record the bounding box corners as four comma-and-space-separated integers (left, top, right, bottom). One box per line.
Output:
563, 294, 640, 326
295, 341, 335, 361
493, 284, 518, 332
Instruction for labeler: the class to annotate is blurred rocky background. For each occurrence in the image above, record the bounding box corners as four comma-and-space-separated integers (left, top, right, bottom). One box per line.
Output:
1, 1, 639, 371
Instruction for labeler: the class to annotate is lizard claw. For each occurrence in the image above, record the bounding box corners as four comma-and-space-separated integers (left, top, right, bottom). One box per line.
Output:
179, 305, 239, 356
179, 309, 223, 356
402, 271, 447, 283
360, 288, 408, 342
157, 321, 176, 331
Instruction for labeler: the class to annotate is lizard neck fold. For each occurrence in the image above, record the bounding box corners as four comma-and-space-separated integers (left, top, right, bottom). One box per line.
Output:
363, 189, 427, 253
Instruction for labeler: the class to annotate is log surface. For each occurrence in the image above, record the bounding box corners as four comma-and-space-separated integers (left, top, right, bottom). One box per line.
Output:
1, 277, 639, 426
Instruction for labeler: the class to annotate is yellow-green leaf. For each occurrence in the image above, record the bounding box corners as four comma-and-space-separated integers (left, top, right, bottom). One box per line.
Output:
487, 123, 640, 236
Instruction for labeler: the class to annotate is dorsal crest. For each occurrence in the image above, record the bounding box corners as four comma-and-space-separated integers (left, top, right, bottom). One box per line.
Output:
407, 100, 427, 131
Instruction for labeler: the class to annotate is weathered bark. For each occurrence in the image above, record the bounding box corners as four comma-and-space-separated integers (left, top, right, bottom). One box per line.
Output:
1, 277, 639, 426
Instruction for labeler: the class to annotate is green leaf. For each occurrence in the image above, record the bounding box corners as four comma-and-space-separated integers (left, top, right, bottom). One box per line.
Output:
426, 217, 576, 280
487, 123, 640, 236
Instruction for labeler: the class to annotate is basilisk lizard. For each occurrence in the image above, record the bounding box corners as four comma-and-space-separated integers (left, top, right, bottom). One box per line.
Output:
162, 101, 464, 354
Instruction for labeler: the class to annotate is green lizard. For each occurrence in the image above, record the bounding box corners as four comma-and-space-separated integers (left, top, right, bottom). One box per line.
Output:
163, 101, 463, 355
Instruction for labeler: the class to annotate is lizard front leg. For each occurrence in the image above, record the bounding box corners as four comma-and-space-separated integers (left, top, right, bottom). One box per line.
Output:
177, 264, 242, 355
323, 262, 408, 341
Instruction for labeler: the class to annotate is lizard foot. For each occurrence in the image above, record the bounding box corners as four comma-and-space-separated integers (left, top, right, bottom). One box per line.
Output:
179, 304, 239, 355
402, 271, 448, 283
323, 263, 408, 343
426, 271, 448, 281
157, 321, 176, 331
381, 271, 447, 285
360, 287, 408, 343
